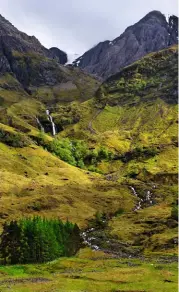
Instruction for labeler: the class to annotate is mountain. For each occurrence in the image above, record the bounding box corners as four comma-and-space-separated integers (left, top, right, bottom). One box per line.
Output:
49, 47, 67, 64
0, 14, 99, 105
72, 11, 178, 79
0, 14, 68, 65
0, 12, 177, 289
0, 43, 177, 253
60, 44, 178, 250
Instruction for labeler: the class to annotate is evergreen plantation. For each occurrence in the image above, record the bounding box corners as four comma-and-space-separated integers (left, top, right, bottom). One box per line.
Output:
0, 217, 81, 264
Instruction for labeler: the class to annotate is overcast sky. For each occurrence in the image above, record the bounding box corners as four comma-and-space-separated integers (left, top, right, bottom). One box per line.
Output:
0, 0, 178, 57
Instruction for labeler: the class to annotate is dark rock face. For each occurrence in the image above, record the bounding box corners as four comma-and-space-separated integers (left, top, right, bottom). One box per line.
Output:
73, 11, 178, 79
49, 47, 67, 64
0, 14, 68, 85
0, 14, 50, 56
0, 14, 99, 102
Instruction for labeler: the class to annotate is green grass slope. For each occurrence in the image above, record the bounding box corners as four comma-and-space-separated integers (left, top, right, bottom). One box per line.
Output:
0, 249, 177, 292
11, 50, 100, 103
0, 137, 134, 229
57, 45, 178, 253
0, 46, 177, 258
59, 45, 178, 182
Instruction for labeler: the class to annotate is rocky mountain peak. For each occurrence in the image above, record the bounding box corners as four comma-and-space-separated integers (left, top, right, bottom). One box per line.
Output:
49, 47, 67, 65
72, 11, 178, 80
139, 10, 166, 23
0, 14, 67, 66
0, 14, 17, 35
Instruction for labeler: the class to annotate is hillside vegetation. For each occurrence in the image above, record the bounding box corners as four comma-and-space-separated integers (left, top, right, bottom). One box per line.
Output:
0, 45, 177, 291
58, 45, 178, 254
0, 249, 177, 292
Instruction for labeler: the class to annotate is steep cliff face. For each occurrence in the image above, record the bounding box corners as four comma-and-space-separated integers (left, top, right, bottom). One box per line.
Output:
73, 11, 178, 79
0, 14, 99, 101
49, 47, 67, 64
0, 14, 68, 63
0, 14, 70, 88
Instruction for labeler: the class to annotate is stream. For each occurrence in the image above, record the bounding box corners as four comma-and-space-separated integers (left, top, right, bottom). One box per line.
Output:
81, 185, 156, 257
130, 186, 155, 211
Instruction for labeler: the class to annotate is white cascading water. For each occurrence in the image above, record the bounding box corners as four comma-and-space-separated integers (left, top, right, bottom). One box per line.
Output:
46, 109, 56, 136
130, 186, 153, 211
81, 228, 100, 251
36, 118, 44, 132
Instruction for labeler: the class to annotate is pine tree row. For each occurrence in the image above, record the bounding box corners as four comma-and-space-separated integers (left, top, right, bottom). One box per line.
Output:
0, 217, 81, 264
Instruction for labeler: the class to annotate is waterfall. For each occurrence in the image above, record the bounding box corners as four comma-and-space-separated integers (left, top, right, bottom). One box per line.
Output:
81, 228, 100, 251
36, 117, 44, 132
146, 190, 153, 204
46, 109, 56, 136
46, 109, 50, 120
130, 186, 153, 211
49, 115, 56, 136
130, 186, 143, 211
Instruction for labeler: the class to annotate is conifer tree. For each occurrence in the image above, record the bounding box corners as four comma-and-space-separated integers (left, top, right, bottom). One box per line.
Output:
0, 217, 81, 264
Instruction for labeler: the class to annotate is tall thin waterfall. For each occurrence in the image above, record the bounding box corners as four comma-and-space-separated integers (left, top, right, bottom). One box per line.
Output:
36, 117, 44, 132
46, 109, 56, 136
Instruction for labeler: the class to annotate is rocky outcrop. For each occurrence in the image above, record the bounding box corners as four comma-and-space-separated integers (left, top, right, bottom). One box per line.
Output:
0, 14, 67, 75
0, 14, 99, 99
73, 11, 178, 79
49, 47, 67, 64
0, 14, 50, 57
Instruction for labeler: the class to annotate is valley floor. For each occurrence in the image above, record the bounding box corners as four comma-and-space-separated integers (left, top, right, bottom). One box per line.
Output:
0, 248, 177, 292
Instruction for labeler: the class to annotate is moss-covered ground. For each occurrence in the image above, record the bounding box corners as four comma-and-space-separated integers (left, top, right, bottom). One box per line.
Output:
0, 248, 177, 292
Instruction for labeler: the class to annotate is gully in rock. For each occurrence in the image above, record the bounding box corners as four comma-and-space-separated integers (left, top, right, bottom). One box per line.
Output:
46, 109, 57, 136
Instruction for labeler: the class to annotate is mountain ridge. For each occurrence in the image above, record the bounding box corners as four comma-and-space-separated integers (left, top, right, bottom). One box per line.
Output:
0, 13, 99, 108
72, 10, 178, 79
0, 9, 177, 257
0, 13, 67, 66
0, 12, 177, 290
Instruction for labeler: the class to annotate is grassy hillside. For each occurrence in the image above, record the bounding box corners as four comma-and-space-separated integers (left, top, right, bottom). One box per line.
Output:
0, 46, 177, 244
59, 45, 178, 181
11, 50, 100, 103
57, 45, 178, 254
0, 137, 134, 229
0, 45, 177, 291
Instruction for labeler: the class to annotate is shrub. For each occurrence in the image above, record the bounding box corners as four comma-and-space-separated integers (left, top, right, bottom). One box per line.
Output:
97, 147, 113, 161
49, 138, 76, 166
88, 212, 107, 228
85, 147, 113, 165
121, 146, 158, 162
171, 205, 178, 221
35, 136, 113, 173
0, 129, 31, 147
114, 208, 124, 217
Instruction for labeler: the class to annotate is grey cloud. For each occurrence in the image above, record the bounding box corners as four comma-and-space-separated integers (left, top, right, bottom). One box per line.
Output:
0, 0, 177, 55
